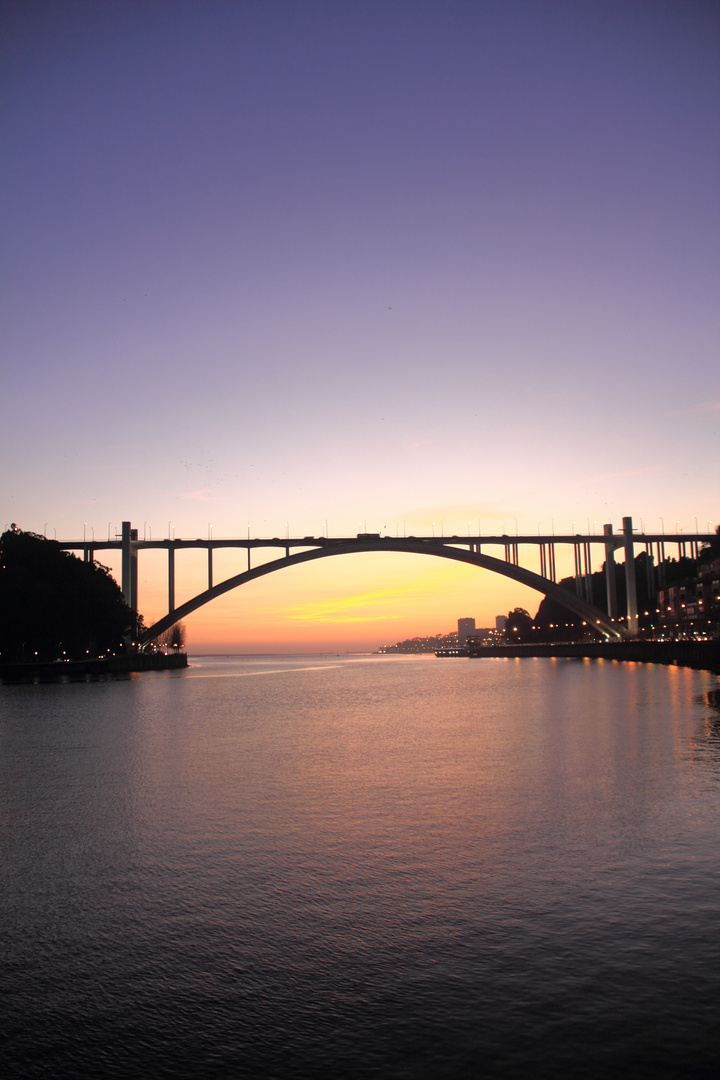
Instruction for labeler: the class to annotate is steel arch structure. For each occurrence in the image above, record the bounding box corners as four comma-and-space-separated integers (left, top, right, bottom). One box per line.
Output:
138, 538, 628, 645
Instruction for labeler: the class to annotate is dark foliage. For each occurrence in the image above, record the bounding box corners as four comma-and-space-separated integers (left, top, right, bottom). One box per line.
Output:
504, 607, 533, 641
156, 621, 186, 649
698, 526, 720, 564
0, 527, 136, 661
532, 551, 702, 640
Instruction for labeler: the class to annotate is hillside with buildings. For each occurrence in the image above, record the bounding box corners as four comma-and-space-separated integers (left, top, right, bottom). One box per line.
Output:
378, 618, 503, 653
379, 532, 720, 653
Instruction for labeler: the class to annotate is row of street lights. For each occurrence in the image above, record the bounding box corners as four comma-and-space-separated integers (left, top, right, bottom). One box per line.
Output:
40, 515, 716, 544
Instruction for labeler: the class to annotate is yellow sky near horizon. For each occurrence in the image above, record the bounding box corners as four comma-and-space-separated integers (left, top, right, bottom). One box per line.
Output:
116, 544, 580, 653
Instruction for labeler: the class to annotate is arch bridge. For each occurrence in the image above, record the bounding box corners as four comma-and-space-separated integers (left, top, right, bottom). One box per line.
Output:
57, 518, 712, 644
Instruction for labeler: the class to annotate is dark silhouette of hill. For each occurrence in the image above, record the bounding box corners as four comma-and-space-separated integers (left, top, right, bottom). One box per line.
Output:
528, 551, 703, 641
0, 527, 137, 662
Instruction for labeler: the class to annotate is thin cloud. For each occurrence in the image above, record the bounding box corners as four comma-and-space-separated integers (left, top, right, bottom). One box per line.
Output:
177, 489, 215, 502
583, 465, 666, 484
663, 398, 720, 417
274, 580, 444, 623
401, 503, 523, 524
691, 399, 720, 414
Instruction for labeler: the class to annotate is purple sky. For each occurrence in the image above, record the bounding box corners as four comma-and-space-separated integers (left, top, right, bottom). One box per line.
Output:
2, 1, 718, 646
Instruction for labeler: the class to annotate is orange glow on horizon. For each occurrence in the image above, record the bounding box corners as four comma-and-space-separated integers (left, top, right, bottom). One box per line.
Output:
135, 552, 543, 652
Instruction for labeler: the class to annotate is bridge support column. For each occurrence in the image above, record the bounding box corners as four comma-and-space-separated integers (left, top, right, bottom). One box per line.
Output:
574, 543, 583, 597
121, 523, 138, 634
645, 546, 655, 602
658, 541, 666, 591
583, 542, 593, 603
540, 543, 556, 582
623, 516, 638, 636
122, 522, 132, 608
604, 524, 618, 620
130, 530, 138, 615
168, 546, 175, 614
208, 547, 213, 591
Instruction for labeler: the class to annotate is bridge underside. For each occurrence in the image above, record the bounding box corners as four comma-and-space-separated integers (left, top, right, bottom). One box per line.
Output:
138, 539, 628, 645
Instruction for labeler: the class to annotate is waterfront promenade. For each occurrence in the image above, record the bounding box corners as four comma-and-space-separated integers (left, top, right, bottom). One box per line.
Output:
438, 640, 720, 673
0, 651, 188, 683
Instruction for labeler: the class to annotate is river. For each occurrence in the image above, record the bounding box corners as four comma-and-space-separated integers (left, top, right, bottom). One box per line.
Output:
1, 654, 719, 1078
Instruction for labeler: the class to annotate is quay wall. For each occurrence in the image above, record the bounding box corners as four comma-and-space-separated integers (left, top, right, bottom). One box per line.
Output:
444, 641, 720, 674
0, 651, 188, 683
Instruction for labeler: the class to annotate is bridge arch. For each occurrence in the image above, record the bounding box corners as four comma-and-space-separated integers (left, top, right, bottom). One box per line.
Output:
139, 539, 627, 645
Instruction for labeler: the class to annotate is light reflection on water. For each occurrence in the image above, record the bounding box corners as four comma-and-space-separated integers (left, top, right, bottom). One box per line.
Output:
1, 655, 719, 1079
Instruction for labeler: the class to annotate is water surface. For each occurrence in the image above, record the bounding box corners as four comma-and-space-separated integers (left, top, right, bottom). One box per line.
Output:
2, 655, 719, 1078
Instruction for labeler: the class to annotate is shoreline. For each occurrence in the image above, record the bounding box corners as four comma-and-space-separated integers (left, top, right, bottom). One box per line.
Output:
0, 651, 188, 683
437, 640, 720, 674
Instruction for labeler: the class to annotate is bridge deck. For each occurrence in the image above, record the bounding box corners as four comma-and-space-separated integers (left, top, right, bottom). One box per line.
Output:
56, 532, 711, 550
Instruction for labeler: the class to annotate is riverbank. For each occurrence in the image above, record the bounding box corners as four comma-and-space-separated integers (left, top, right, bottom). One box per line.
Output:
0, 651, 188, 683
437, 640, 720, 673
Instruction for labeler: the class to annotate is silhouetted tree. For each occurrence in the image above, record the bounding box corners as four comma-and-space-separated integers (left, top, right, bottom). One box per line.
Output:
504, 607, 533, 642
698, 526, 720, 564
0, 527, 136, 662
156, 621, 186, 650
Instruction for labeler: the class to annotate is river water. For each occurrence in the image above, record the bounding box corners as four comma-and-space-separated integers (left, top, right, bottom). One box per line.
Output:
1, 654, 719, 1079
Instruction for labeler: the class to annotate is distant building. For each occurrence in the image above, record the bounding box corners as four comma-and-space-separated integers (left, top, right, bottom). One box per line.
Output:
495, 615, 507, 632
457, 618, 476, 645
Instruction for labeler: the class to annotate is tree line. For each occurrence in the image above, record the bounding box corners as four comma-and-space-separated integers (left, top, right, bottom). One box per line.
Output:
0, 527, 185, 662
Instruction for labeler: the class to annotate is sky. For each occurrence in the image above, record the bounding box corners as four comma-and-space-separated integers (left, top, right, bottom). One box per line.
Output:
2, 0, 718, 651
